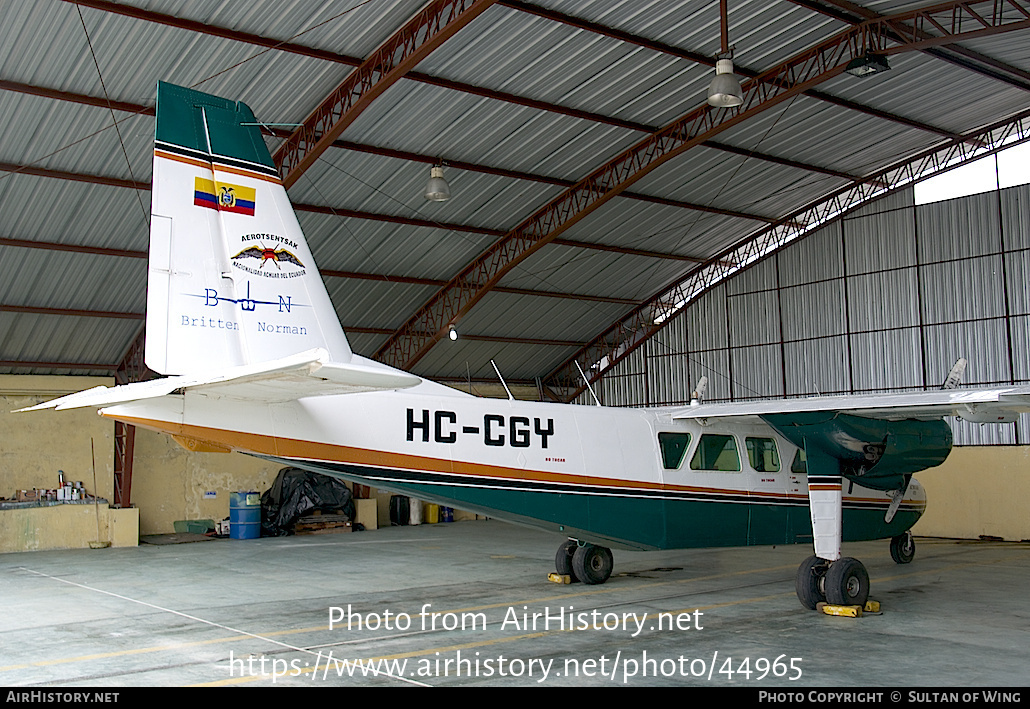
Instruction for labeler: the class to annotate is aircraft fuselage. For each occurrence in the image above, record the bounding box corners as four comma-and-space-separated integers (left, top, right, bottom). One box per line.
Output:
104, 377, 925, 552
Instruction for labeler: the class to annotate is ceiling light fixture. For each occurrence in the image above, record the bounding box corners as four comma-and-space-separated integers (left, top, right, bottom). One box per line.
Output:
448, 325, 458, 341
845, 53, 890, 77
424, 163, 451, 202
708, 58, 743, 107
707, 0, 743, 108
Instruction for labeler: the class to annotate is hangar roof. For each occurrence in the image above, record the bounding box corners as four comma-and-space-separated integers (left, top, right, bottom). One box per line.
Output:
2, 0, 1029, 397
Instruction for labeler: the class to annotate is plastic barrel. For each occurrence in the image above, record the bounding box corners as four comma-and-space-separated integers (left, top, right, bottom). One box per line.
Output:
230, 491, 261, 539
441, 506, 453, 523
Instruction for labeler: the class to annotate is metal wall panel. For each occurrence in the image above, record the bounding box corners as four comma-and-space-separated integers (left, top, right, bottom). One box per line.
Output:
921, 320, 1011, 387
849, 328, 923, 393
919, 256, 1007, 325
645, 347, 690, 406
1003, 251, 1030, 317
777, 222, 842, 288
728, 289, 779, 348
916, 191, 1002, 262
1000, 183, 1030, 251
783, 336, 848, 397
729, 344, 784, 400
726, 254, 777, 296
1010, 315, 1030, 383
682, 284, 728, 353
846, 269, 920, 332
843, 191, 917, 274
685, 349, 732, 403
780, 280, 846, 341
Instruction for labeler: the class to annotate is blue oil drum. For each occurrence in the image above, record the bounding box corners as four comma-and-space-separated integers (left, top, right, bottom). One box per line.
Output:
230, 491, 261, 539
440, 506, 454, 523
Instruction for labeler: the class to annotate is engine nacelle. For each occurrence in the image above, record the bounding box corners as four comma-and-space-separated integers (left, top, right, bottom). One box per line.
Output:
762, 412, 953, 492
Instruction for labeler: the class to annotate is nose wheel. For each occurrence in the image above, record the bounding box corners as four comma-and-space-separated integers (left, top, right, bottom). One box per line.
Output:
890, 531, 915, 564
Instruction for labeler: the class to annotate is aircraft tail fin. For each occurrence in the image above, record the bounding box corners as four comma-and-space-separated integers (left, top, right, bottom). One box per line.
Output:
146, 82, 352, 376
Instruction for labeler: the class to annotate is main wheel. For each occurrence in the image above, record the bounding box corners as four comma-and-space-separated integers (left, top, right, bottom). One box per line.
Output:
795, 555, 828, 610
890, 531, 915, 564
572, 544, 614, 585
555, 540, 580, 582
824, 557, 870, 607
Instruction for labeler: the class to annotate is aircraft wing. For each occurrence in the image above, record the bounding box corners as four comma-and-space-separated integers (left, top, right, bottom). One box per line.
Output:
670, 386, 1030, 424
18, 348, 421, 412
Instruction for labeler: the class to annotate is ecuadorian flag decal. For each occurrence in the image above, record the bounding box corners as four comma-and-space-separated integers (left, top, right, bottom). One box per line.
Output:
194, 177, 256, 216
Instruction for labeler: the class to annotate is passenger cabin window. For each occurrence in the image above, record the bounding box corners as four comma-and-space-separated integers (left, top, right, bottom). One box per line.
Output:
690, 434, 741, 471
746, 437, 780, 473
658, 432, 691, 470
791, 449, 807, 474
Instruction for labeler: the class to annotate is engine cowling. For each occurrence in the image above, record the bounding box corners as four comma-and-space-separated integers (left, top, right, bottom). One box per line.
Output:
761, 412, 953, 492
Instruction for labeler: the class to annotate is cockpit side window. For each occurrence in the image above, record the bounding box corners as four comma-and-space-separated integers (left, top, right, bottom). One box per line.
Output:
658, 432, 691, 470
745, 437, 780, 472
791, 448, 808, 474
690, 434, 741, 471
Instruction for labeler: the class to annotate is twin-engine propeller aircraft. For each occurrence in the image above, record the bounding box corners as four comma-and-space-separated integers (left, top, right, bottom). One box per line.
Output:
25, 83, 1030, 609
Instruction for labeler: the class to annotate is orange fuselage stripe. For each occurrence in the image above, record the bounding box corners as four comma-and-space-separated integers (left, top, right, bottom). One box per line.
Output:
154, 150, 283, 185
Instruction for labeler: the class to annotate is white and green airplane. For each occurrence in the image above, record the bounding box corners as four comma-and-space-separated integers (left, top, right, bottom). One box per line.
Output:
27, 83, 1030, 610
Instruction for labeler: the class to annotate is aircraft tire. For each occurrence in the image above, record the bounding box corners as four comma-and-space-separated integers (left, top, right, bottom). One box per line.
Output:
795, 555, 828, 610
824, 557, 869, 607
572, 544, 613, 585
890, 531, 915, 564
555, 540, 580, 582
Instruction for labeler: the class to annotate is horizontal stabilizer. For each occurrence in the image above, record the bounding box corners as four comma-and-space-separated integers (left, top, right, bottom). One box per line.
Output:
18, 349, 420, 412
670, 385, 1030, 423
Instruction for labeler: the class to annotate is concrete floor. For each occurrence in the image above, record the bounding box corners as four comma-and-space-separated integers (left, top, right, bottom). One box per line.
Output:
1, 519, 1027, 687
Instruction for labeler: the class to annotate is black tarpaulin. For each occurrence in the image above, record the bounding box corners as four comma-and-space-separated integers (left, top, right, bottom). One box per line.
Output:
260, 467, 356, 536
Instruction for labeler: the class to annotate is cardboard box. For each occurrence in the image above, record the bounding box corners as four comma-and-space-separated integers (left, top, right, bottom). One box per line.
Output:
355, 498, 377, 530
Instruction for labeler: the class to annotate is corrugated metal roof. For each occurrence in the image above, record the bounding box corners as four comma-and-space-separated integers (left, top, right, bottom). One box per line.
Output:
1, 0, 1028, 387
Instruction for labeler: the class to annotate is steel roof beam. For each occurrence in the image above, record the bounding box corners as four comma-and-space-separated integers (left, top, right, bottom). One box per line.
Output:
373, 0, 1030, 372
62, 1, 888, 178
0, 233, 640, 307
0, 304, 142, 320
0, 80, 781, 224
0, 360, 118, 371
321, 269, 640, 305
330, 139, 784, 222
788, 0, 1030, 91
272, 0, 499, 188
345, 326, 585, 347
0, 304, 583, 347
500, 0, 977, 145
543, 106, 1030, 401
0, 163, 715, 265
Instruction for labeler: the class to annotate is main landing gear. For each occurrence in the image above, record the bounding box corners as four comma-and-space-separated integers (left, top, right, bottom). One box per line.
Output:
795, 533, 916, 609
795, 555, 870, 609
555, 539, 614, 584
